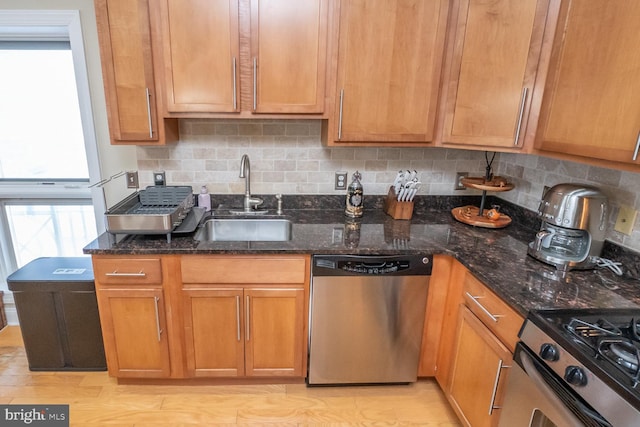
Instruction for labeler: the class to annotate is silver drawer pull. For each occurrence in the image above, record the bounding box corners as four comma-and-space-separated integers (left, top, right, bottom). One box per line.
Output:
513, 87, 528, 146
245, 295, 250, 341
105, 270, 146, 277
488, 359, 510, 415
633, 131, 640, 161
465, 292, 504, 322
236, 295, 241, 342
153, 296, 162, 342
145, 87, 153, 138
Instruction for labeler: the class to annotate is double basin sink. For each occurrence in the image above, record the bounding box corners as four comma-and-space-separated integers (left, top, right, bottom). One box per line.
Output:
194, 217, 292, 242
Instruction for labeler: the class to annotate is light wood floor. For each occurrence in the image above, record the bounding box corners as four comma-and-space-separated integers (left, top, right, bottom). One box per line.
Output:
0, 326, 460, 426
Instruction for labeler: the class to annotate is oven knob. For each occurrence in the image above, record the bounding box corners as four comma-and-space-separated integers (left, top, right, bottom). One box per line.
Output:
539, 343, 559, 361
565, 366, 588, 386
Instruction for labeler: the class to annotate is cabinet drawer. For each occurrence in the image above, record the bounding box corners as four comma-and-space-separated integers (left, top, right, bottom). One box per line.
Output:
182, 256, 307, 284
462, 272, 523, 352
93, 257, 162, 285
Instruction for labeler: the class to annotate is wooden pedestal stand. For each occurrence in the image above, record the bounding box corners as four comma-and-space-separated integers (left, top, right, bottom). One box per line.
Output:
452, 176, 514, 228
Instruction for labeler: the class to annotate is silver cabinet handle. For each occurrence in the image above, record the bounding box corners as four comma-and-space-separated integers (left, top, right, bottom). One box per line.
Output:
145, 87, 153, 138
153, 296, 162, 342
338, 89, 344, 140
633, 131, 640, 161
232, 57, 238, 111
465, 292, 504, 322
236, 295, 241, 342
252, 57, 257, 111
105, 270, 146, 277
488, 359, 510, 415
513, 87, 528, 146
245, 295, 250, 341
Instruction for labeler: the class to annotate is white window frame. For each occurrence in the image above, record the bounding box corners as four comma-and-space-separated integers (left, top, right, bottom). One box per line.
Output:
0, 10, 103, 324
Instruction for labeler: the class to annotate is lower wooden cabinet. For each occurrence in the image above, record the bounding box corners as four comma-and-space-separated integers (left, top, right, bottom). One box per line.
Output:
435, 261, 524, 427
448, 306, 512, 427
97, 288, 171, 378
183, 286, 306, 377
181, 255, 310, 379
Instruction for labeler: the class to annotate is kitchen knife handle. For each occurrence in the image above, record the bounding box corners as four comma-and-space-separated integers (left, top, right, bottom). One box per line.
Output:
513, 87, 528, 146
633, 130, 640, 161
145, 88, 153, 138
232, 57, 237, 111
252, 57, 257, 111
338, 89, 344, 140
153, 296, 162, 342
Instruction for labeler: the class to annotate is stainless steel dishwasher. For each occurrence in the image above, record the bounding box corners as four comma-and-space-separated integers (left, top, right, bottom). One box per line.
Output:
308, 254, 432, 385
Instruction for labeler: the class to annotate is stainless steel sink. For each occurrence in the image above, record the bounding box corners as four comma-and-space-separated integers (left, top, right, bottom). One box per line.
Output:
194, 218, 292, 242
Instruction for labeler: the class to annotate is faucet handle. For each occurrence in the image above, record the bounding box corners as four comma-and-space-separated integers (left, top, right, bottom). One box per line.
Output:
276, 194, 283, 215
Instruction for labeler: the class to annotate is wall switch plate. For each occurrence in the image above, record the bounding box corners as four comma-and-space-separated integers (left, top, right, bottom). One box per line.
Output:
614, 205, 637, 235
335, 171, 348, 190
153, 171, 166, 186
454, 172, 468, 190
125, 171, 139, 189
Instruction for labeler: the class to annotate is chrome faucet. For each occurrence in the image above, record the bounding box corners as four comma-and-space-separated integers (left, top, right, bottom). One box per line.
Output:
239, 154, 263, 212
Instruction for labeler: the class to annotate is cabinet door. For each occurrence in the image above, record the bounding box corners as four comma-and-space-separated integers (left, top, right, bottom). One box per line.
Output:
449, 306, 511, 427
536, 0, 640, 165
158, 0, 240, 113
250, 0, 328, 113
331, 0, 449, 143
244, 288, 305, 377
97, 288, 170, 378
182, 288, 245, 377
95, 0, 158, 142
440, 0, 548, 149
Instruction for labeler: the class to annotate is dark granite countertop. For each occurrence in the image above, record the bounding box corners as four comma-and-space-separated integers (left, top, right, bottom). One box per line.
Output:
84, 194, 640, 317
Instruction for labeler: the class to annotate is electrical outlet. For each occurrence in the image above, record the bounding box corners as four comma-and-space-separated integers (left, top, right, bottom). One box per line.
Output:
454, 172, 468, 190
614, 205, 638, 235
125, 171, 139, 189
153, 171, 166, 186
335, 171, 348, 190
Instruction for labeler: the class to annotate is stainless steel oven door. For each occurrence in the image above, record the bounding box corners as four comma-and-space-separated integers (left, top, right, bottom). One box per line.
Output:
499, 343, 612, 427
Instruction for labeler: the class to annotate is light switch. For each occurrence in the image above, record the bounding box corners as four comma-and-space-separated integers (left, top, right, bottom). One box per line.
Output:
614, 205, 637, 235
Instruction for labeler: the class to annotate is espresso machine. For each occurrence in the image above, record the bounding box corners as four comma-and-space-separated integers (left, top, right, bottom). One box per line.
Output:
528, 183, 608, 271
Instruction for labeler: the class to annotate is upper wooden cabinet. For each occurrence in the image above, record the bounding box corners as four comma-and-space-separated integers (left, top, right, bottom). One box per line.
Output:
156, 0, 240, 114
438, 0, 550, 150
326, 0, 450, 145
535, 0, 640, 167
154, 0, 329, 116
250, 0, 328, 113
94, 0, 177, 145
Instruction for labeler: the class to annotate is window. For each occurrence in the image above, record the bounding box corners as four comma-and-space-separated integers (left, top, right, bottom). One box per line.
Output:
0, 42, 89, 180
0, 11, 101, 284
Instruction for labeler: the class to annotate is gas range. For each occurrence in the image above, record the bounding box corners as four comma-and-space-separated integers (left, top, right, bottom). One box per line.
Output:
522, 308, 640, 426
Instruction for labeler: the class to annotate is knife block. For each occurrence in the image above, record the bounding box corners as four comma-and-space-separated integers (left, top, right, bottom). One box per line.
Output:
384, 187, 414, 220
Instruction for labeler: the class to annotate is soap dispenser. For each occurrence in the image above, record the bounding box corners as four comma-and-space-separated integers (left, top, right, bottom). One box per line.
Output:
198, 185, 211, 212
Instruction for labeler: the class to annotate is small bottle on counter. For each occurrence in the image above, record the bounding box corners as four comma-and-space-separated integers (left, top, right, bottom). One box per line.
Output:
198, 185, 211, 212
345, 171, 363, 218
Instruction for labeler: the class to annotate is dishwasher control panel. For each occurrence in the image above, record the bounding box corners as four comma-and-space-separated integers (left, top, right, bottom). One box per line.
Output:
313, 254, 432, 276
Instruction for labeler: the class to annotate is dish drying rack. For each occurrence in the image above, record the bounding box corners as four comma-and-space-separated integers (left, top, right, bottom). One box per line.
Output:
92, 172, 197, 243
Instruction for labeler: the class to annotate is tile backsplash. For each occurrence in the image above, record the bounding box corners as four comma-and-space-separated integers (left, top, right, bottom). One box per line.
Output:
137, 119, 640, 252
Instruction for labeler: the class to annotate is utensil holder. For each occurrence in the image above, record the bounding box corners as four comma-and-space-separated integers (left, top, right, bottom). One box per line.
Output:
384, 187, 414, 220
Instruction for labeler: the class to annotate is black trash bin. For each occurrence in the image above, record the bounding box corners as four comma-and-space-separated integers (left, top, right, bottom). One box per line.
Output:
7, 257, 106, 371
